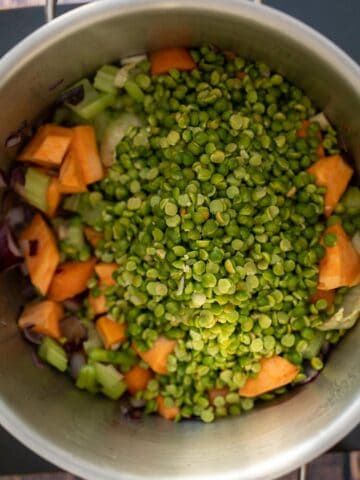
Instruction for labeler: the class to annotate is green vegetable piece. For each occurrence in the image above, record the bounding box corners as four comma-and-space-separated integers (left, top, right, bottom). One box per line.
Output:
64, 79, 116, 119
22, 167, 51, 212
94, 363, 127, 400
76, 364, 98, 393
38, 337, 68, 372
94, 65, 119, 94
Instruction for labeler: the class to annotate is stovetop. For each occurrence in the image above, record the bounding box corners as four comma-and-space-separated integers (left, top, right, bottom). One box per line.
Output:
0, 0, 359, 475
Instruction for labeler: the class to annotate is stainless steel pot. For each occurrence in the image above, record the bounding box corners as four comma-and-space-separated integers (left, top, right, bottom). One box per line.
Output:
0, 1, 359, 479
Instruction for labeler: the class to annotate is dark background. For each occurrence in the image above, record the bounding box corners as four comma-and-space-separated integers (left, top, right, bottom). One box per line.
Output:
0, 0, 359, 476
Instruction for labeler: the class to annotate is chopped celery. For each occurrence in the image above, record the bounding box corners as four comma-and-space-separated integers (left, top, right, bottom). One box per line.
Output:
93, 110, 114, 142
123, 80, 145, 103
94, 363, 127, 400
67, 218, 85, 249
56, 216, 89, 260
64, 79, 116, 120
83, 323, 103, 353
63, 192, 108, 227
302, 331, 325, 359
89, 348, 137, 369
38, 337, 68, 372
76, 364, 98, 393
23, 168, 50, 212
342, 187, 360, 214
94, 65, 119, 94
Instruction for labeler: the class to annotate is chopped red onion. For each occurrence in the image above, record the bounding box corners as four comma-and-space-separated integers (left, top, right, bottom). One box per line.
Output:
60, 316, 87, 344
0, 169, 7, 188
58, 84, 84, 106
63, 298, 82, 313
0, 222, 23, 272
9, 166, 25, 190
5, 133, 22, 148
6, 206, 25, 228
70, 352, 86, 379
31, 350, 46, 369
23, 327, 43, 345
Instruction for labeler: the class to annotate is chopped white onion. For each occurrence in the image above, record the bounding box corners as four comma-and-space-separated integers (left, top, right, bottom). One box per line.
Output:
310, 112, 331, 129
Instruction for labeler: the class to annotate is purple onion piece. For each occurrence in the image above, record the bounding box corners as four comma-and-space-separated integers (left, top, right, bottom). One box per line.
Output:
0, 169, 8, 188
9, 166, 25, 191
21, 282, 38, 301
60, 316, 87, 344
63, 298, 82, 313
299, 364, 321, 385
58, 84, 84, 106
320, 341, 331, 359
6, 206, 26, 229
29, 239, 39, 257
0, 222, 23, 272
31, 350, 46, 369
70, 351, 86, 379
129, 408, 144, 420
23, 327, 43, 345
5, 133, 22, 148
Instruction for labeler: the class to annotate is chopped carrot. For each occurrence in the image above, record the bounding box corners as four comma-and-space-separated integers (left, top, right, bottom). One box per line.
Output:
223, 50, 236, 60
310, 288, 335, 306
96, 316, 126, 349
133, 336, 176, 375
236, 71, 247, 80
19, 213, 60, 295
18, 124, 73, 168
318, 223, 360, 290
59, 148, 87, 193
308, 155, 353, 216
296, 120, 311, 138
316, 145, 325, 158
48, 258, 96, 301
84, 227, 103, 248
18, 300, 63, 339
239, 356, 299, 398
95, 263, 117, 287
150, 47, 196, 76
208, 387, 229, 406
124, 365, 153, 395
88, 292, 107, 315
156, 395, 180, 421
47, 177, 61, 217
72, 126, 104, 184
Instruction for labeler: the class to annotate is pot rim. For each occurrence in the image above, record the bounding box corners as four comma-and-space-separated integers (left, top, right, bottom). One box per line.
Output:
0, 1, 359, 479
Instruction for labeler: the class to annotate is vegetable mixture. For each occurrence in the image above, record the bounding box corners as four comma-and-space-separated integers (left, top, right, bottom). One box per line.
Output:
2, 45, 360, 422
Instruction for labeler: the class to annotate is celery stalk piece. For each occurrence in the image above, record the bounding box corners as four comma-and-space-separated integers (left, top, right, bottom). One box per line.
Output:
76, 364, 98, 393
38, 337, 68, 372
94, 65, 119, 95
94, 362, 127, 400
67, 218, 85, 250
123, 80, 145, 103
23, 168, 51, 213
89, 348, 137, 368
64, 79, 116, 120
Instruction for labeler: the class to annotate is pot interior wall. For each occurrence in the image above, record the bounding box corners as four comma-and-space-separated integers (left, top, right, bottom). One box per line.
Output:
0, 2, 359, 480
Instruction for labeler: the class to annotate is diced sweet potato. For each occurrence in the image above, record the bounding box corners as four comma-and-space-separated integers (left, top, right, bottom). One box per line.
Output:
18, 300, 63, 339
48, 258, 96, 301
19, 213, 60, 295
239, 356, 299, 398
18, 124, 73, 167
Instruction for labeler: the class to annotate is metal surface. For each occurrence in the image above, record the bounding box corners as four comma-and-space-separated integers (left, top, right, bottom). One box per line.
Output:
0, 1, 359, 480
